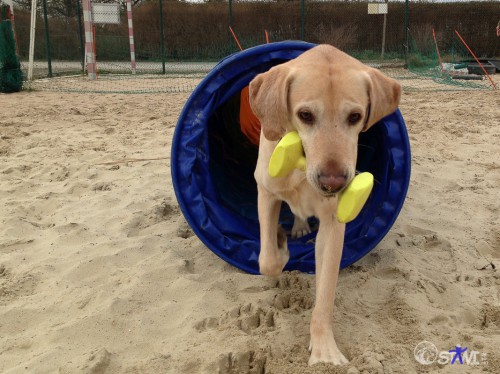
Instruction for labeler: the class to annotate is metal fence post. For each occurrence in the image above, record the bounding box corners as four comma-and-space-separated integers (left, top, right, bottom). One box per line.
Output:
228, 0, 233, 53
159, 0, 166, 74
76, 0, 85, 73
404, 0, 409, 68
42, 0, 52, 77
300, 0, 305, 40
381, 0, 387, 59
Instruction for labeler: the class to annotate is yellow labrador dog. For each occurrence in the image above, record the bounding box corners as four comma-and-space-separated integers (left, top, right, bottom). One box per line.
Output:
249, 44, 401, 365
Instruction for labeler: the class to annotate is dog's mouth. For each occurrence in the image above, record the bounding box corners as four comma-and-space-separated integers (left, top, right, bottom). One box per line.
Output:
319, 183, 346, 196
308, 171, 353, 198
308, 178, 352, 198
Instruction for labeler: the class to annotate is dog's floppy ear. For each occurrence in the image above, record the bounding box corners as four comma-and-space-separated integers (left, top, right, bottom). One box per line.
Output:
363, 68, 401, 132
249, 65, 293, 141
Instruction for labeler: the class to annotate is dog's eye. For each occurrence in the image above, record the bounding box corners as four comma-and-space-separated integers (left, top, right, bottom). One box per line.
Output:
348, 113, 362, 125
298, 110, 314, 125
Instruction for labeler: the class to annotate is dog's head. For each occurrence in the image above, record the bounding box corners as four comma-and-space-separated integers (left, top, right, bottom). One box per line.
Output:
249, 44, 401, 196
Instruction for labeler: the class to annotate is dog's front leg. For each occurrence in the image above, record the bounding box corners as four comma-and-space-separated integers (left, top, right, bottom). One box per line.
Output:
257, 185, 288, 277
308, 217, 348, 366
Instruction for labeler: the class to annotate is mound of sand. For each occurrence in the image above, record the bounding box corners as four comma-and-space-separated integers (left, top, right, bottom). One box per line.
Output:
0, 84, 499, 373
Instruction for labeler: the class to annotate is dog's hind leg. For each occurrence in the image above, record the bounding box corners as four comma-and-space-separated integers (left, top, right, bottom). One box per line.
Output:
291, 216, 311, 238
257, 185, 289, 277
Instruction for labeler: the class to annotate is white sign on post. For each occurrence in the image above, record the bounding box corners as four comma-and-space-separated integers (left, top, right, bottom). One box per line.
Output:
92, 3, 120, 24
368, 3, 388, 15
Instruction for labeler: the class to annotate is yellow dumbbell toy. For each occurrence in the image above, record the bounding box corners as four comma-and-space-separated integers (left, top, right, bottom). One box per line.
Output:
336, 172, 374, 223
269, 131, 374, 223
268, 131, 306, 178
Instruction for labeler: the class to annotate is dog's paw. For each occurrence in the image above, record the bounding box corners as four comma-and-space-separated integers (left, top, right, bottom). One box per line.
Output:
308, 330, 349, 366
291, 217, 311, 239
259, 227, 289, 277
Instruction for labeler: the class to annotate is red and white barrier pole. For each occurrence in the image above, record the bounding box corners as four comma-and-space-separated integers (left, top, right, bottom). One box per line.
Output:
82, 0, 96, 80
27, 0, 37, 81
126, 0, 136, 74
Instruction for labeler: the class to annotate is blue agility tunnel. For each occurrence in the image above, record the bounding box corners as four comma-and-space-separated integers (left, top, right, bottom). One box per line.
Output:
171, 41, 411, 274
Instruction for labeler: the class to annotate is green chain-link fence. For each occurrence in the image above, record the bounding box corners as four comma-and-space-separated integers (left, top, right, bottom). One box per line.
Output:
10, 0, 500, 93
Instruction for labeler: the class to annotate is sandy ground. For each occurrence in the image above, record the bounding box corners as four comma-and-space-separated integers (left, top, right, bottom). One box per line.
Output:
1, 79, 499, 374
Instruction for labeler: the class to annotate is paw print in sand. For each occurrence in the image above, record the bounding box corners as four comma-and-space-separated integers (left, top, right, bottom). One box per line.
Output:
194, 303, 275, 334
